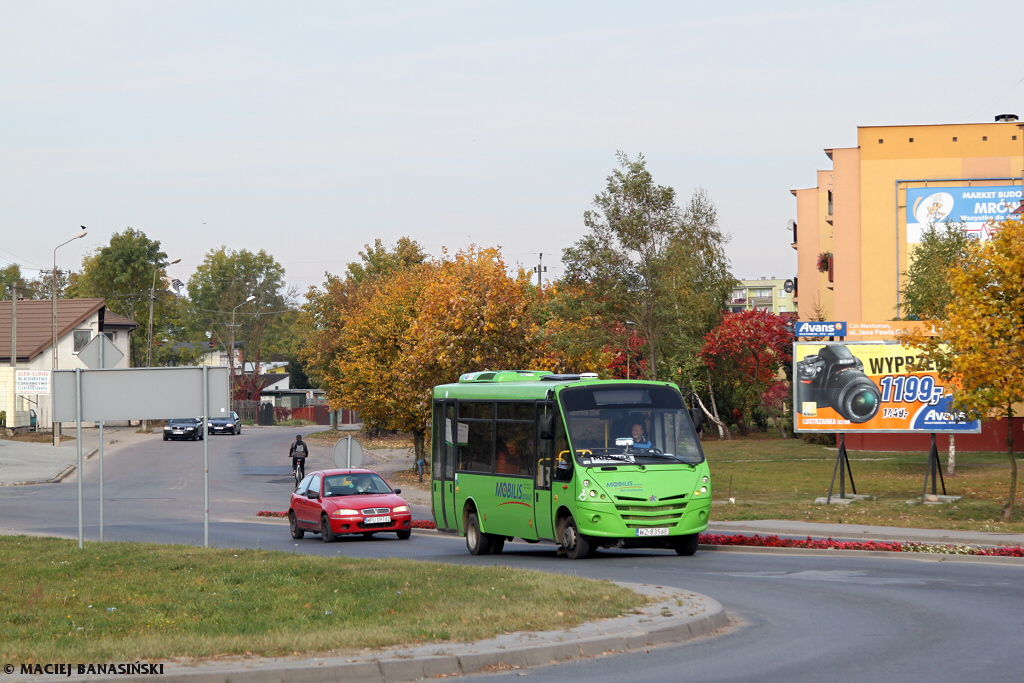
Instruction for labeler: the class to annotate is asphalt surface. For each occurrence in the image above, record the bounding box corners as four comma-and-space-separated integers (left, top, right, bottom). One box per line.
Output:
2, 428, 1024, 683
3, 428, 1023, 548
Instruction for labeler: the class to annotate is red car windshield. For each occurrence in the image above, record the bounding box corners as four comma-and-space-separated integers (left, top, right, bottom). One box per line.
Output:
323, 474, 391, 497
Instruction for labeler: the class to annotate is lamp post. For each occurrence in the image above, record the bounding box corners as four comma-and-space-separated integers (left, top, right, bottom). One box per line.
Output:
147, 259, 180, 367
139, 258, 180, 433
229, 295, 256, 406
52, 227, 88, 446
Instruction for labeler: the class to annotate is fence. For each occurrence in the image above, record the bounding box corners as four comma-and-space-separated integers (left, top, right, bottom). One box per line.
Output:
291, 405, 331, 425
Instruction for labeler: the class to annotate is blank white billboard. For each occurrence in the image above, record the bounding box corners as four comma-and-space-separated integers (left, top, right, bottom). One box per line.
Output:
53, 367, 230, 422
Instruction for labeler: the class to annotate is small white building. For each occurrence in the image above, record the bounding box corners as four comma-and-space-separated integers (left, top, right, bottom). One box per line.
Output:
0, 298, 137, 431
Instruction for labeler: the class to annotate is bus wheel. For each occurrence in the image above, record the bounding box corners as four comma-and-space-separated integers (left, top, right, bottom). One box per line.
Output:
487, 534, 505, 554
561, 515, 591, 560
674, 533, 699, 556
466, 512, 491, 555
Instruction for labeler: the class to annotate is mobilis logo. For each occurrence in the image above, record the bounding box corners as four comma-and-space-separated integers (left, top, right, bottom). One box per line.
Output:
495, 481, 526, 501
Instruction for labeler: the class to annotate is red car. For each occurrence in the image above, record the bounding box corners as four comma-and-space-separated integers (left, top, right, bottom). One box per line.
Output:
289, 469, 413, 542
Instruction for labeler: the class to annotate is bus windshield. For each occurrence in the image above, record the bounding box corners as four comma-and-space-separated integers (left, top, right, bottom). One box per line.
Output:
558, 384, 705, 466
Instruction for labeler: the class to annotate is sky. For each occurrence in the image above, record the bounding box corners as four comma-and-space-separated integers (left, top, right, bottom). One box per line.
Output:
3, 0, 1023, 299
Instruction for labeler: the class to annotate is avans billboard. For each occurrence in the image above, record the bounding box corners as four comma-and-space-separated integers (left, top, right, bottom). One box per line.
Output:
793, 342, 981, 433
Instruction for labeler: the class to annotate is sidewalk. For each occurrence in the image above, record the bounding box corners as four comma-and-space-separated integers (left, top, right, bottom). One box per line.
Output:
0, 435, 86, 486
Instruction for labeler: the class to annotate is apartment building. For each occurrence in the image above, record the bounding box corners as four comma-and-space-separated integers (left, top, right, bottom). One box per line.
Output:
790, 115, 1023, 323
728, 277, 794, 314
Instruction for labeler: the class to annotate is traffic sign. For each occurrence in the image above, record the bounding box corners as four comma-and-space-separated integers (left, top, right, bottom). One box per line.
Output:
77, 334, 124, 369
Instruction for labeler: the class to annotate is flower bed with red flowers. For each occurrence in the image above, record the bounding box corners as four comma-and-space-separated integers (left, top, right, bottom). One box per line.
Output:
699, 533, 1024, 557
253, 514, 1022, 557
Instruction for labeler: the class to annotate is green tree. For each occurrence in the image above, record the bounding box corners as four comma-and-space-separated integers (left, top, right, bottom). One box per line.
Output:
899, 220, 975, 320
903, 218, 1024, 521
345, 237, 428, 286
69, 228, 170, 366
562, 153, 733, 382
0, 264, 32, 299
186, 247, 290, 398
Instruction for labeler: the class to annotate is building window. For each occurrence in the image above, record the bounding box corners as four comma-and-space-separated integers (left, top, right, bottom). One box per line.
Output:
909, 137, 914, 142
952, 137, 958, 142
73, 330, 91, 353
103, 331, 116, 342
982, 136, 988, 141
878, 139, 884, 144
827, 190, 834, 215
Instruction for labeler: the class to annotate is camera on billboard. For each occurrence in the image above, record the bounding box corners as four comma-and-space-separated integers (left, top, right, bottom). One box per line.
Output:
797, 344, 881, 423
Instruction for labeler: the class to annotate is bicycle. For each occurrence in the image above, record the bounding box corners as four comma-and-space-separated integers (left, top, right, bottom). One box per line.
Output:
292, 457, 306, 487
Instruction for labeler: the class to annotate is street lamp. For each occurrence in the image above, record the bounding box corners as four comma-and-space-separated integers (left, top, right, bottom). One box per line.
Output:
229, 295, 256, 404
52, 226, 88, 446
147, 259, 181, 367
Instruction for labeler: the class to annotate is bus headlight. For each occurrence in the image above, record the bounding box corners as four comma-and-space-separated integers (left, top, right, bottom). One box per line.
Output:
589, 490, 597, 497
582, 479, 591, 487
693, 486, 708, 496
702, 476, 709, 483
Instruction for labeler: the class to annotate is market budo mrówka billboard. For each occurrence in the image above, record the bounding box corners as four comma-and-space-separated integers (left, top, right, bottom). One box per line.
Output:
906, 185, 1022, 244
792, 342, 981, 433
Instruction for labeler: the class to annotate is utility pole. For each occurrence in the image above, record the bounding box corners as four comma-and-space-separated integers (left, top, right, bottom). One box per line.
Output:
533, 253, 547, 288
9, 285, 16, 368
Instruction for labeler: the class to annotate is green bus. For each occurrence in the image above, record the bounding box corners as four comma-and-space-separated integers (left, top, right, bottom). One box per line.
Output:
431, 370, 711, 559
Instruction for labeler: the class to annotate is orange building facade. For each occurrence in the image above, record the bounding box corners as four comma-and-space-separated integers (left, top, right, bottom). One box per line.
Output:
791, 116, 1024, 324
790, 116, 1024, 451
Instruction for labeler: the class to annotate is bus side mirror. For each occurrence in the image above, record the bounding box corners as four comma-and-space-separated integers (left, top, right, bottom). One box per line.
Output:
689, 408, 704, 433
539, 414, 554, 440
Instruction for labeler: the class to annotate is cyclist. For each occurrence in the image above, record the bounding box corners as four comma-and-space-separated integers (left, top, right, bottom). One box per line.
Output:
289, 434, 309, 481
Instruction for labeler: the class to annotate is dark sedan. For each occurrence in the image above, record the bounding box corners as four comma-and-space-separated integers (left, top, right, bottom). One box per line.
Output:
163, 418, 205, 441
208, 411, 242, 435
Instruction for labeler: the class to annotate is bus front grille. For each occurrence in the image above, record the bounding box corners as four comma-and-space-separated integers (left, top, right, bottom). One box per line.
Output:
615, 502, 687, 528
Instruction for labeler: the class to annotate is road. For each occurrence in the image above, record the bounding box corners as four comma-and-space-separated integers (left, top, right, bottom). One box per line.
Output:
1, 427, 1021, 682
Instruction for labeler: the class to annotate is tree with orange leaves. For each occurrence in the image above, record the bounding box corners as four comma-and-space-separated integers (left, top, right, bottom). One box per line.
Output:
902, 218, 1024, 521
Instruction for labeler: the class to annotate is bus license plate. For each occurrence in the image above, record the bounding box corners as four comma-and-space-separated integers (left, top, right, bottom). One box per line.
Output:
636, 527, 669, 537
365, 516, 391, 524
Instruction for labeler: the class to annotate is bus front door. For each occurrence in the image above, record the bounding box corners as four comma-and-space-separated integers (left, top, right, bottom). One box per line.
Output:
533, 432, 555, 541
432, 401, 460, 532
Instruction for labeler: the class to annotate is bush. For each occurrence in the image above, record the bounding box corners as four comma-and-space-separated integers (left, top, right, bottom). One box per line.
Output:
274, 406, 292, 422
800, 432, 836, 446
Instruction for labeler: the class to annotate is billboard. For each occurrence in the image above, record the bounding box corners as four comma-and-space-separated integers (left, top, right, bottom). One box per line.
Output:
906, 185, 1023, 244
15, 369, 50, 395
793, 342, 981, 433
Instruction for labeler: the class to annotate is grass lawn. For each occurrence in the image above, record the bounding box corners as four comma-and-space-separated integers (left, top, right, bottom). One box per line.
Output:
0, 537, 642, 664
703, 433, 1024, 533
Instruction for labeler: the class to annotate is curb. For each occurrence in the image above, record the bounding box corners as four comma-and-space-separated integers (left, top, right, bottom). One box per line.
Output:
21, 584, 727, 683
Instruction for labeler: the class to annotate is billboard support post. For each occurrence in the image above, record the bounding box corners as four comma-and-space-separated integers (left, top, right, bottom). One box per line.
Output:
826, 434, 857, 503
923, 433, 947, 498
